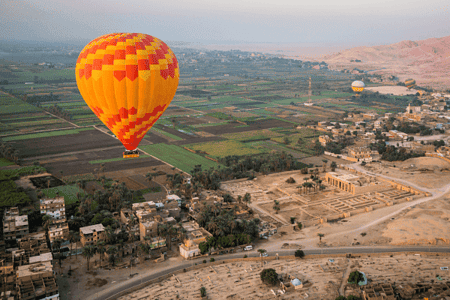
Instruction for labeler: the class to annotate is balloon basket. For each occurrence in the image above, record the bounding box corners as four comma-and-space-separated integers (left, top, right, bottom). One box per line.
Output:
123, 150, 140, 158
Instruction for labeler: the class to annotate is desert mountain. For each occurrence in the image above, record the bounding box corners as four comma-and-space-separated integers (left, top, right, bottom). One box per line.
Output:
323, 35, 450, 89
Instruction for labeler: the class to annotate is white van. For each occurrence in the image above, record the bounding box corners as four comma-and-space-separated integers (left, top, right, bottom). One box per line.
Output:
244, 245, 253, 251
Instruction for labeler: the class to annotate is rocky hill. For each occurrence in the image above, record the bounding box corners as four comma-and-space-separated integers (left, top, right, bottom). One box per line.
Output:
323, 35, 450, 90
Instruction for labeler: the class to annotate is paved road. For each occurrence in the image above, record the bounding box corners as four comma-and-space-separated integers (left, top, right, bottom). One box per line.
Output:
92, 246, 450, 300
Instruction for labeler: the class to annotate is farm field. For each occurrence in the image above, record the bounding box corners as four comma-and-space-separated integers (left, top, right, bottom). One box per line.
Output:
220, 128, 283, 141
140, 143, 221, 174
185, 140, 268, 158
5, 128, 121, 158
0, 158, 14, 167
42, 184, 86, 205
35, 147, 165, 177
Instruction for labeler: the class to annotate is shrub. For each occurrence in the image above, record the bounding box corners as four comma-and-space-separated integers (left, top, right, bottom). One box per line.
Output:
203, 259, 207, 264
348, 271, 364, 284
295, 250, 305, 258
347, 295, 361, 300
290, 217, 296, 224
260, 268, 279, 286
297, 222, 303, 230
200, 286, 206, 297
335, 296, 347, 300
244, 255, 248, 258
210, 258, 215, 262
361, 232, 366, 237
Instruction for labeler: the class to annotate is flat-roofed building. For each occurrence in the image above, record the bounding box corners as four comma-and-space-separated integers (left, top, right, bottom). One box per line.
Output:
3, 207, 29, 241
80, 224, 105, 247
40, 197, 65, 222
139, 220, 158, 241
179, 221, 213, 259
16, 261, 59, 300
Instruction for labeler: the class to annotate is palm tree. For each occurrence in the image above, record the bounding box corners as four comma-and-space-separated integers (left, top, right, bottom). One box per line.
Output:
318, 233, 324, 243
82, 245, 97, 271
71, 232, 80, 260
243, 193, 251, 206
107, 245, 118, 267
258, 249, 266, 266
273, 206, 280, 214
96, 241, 106, 267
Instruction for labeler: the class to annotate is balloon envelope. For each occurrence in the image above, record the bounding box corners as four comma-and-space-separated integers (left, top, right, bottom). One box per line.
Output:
351, 81, 365, 93
75, 33, 179, 150
405, 78, 416, 89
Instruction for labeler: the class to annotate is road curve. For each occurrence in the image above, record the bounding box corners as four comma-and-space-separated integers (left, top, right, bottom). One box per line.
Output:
91, 246, 450, 300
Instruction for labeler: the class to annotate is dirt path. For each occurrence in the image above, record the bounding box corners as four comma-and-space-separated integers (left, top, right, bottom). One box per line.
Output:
339, 259, 351, 296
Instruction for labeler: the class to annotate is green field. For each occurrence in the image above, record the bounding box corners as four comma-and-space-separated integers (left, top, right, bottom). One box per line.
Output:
221, 129, 283, 141
148, 127, 183, 141
140, 144, 221, 174
42, 185, 86, 205
185, 140, 268, 158
89, 155, 150, 164
6, 69, 75, 83
0, 158, 14, 167
2, 127, 94, 141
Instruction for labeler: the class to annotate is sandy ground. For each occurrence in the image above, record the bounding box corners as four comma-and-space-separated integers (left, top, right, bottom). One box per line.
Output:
58, 246, 185, 300
118, 253, 450, 300
364, 157, 450, 189
364, 86, 418, 95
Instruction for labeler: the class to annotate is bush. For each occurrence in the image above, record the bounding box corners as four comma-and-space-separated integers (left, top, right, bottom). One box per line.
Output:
210, 258, 215, 262
200, 286, 206, 297
335, 296, 347, 300
244, 255, 248, 258
295, 250, 305, 258
203, 259, 207, 264
347, 296, 361, 300
297, 222, 303, 230
290, 217, 296, 224
361, 232, 366, 237
260, 268, 279, 286
348, 271, 364, 284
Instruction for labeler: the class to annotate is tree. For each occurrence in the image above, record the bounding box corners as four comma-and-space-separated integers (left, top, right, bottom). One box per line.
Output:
283, 137, 290, 145
242, 193, 251, 206
347, 296, 361, 300
260, 268, 279, 286
318, 233, 324, 242
297, 222, 303, 230
223, 193, 233, 203
200, 286, 207, 297
96, 241, 106, 267
330, 161, 337, 172
273, 205, 280, 214
290, 217, 296, 224
295, 250, 305, 258
145, 173, 153, 186
348, 270, 364, 285
82, 245, 97, 271
335, 296, 347, 300
107, 245, 118, 267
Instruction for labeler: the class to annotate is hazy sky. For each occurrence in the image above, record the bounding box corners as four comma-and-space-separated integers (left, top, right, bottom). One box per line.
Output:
2, 0, 450, 47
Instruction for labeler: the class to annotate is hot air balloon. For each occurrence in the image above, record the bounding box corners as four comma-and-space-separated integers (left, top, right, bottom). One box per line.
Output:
75, 33, 179, 158
405, 78, 416, 89
351, 81, 365, 94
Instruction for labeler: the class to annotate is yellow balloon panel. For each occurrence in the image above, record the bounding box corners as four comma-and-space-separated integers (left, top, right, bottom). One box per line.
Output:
75, 33, 179, 150
352, 87, 364, 92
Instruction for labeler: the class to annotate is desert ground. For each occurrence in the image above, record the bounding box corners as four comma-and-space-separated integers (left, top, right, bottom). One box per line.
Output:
118, 253, 450, 300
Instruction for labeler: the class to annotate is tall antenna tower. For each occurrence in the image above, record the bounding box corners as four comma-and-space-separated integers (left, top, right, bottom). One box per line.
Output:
308, 76, 312, 103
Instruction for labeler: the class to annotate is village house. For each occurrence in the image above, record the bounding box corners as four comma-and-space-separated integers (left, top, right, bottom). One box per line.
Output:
80, 224, 106, 247
3, 207, 29, 241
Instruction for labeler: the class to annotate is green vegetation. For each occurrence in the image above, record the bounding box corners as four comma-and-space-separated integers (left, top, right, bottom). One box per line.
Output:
221, 129, 282, 141
260, 268, 279, 286
43, 185, 87, 205
148, 127, 183, 141
88, 155, 150, 165
2, 127, 94, 141
0, 158, 14, 167
140, 144, 222, 174
348, 271, 365, 285
185, 140, 267, 158
0, 180, 32, 208
0, 166, 46, 181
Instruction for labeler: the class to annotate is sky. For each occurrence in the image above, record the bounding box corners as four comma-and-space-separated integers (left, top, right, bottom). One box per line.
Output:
1, 0, 450, 48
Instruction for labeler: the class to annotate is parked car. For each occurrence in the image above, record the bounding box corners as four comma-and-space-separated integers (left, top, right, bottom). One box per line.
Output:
244, 245, 253, 251
262, 252, 268, 257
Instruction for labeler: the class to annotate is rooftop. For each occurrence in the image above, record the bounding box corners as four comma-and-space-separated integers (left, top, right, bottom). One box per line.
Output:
80, 224, 105, 235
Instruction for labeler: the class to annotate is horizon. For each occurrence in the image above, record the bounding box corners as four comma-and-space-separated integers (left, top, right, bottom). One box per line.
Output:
2, 0, 450, 51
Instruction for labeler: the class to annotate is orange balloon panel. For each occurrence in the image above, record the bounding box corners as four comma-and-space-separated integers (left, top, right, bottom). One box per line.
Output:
75, 33, 179, 150
352, 87, 364, 93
